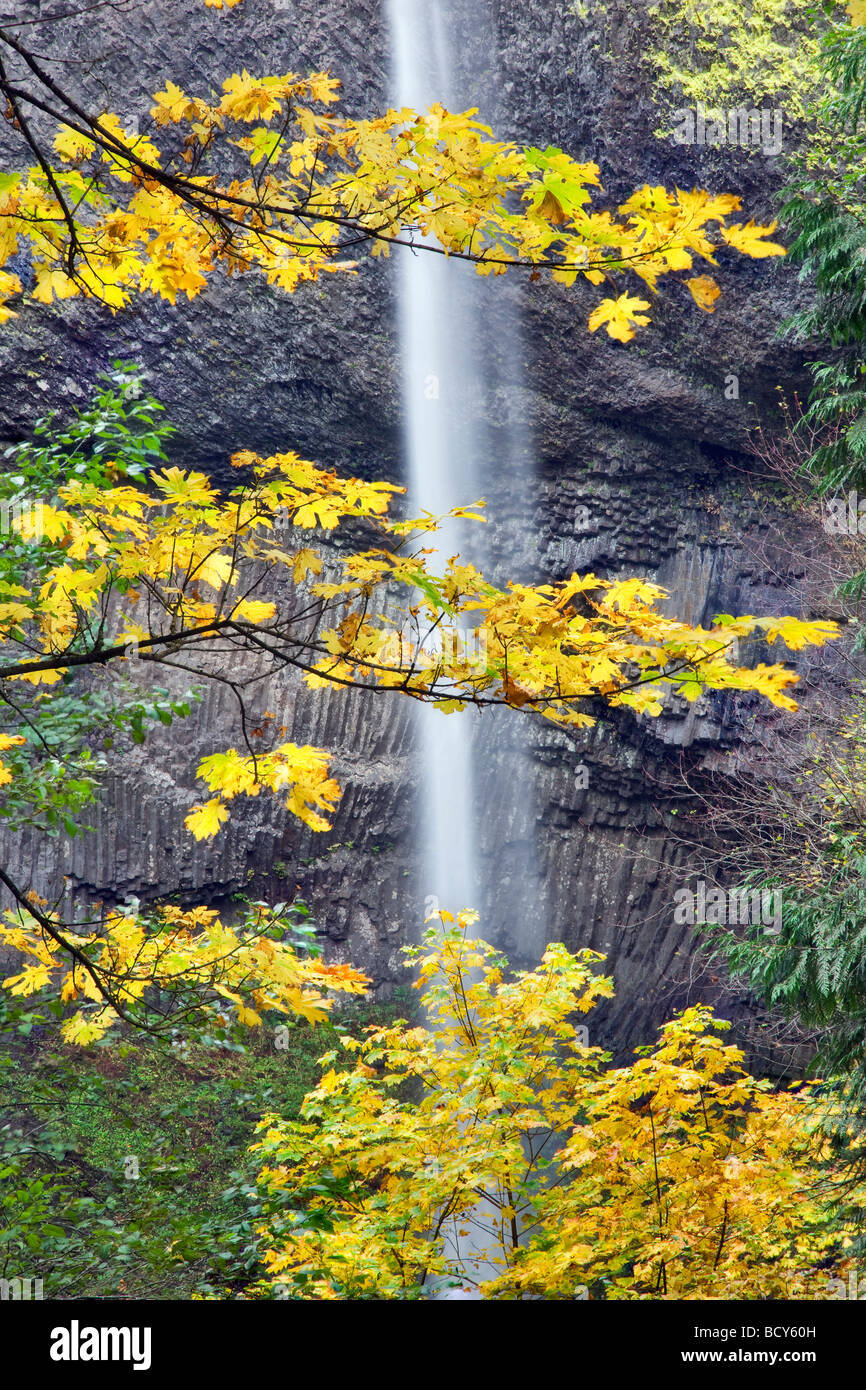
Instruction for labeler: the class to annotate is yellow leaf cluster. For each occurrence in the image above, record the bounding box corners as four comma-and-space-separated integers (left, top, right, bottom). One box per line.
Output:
0, 899, 367, 1045
186, 743, 340, 837
0, 74, 785, 335
0, 449, 837, 846
251, 923, 850, 1300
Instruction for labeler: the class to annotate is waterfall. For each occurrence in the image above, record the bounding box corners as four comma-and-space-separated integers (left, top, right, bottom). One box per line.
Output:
387, 0, 536, 932
387, 0, 537, 1298
388, 0, 482, 923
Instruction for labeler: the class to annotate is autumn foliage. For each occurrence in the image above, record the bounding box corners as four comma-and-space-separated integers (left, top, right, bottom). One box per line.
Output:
0, 0, 853, 1307
252, 914, 848, 1300
0, 451, 838, 832
0, 437, 839, 1042
0, 41, 785, 339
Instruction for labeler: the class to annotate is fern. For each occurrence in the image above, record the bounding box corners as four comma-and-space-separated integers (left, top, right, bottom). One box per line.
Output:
702, 860, 866, 1104
782, 15, 866, 490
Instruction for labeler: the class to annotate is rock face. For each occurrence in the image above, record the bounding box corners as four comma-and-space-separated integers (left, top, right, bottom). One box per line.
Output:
0, 0, 847, 1062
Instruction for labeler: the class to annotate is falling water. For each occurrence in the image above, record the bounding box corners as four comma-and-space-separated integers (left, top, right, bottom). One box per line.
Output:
387, 0, 536, 929
387, 0, 537, 1297
388, 0, 482, 922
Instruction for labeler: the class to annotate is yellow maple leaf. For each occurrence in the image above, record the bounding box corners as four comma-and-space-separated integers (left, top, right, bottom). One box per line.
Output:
602, 577, 667, 610
195, 749, 259, 798
3, 963, 51, 995
33, 268, 78, 304
758, 616, 840, 651
221, 71, 289, 123
185, 797, 231, 840
61, 1008, 118, 1045
192, 551, 234, 591
306, 72, 342, 105
0, 269, 21, 323
673, 188, 742, 224
848, 0, 866, 25
292, 547, 325, 583
230, 598, 277, 624
282, 987, 330, 1024
14, 668, 66, 686
53, 125, 95, 162
294, 498, 342, 528
60, 972, 80, 1003
34, 504, 75, 544
138, 259, 199, 304
587, 293, 652, 343
720, 220, 786, 259
151, 81, 196, 126
685, 275, 721, 312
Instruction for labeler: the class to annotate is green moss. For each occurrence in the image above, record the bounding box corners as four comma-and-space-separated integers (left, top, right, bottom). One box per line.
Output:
645, 0, 823, 132
0, 990, 413, 1298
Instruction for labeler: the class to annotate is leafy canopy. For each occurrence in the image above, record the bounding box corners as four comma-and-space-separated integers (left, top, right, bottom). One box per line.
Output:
0, 347, 840, 1048
0, 894, 367, 1048
0, 0, 831, 1054
0, 443, 839, 839
252, 915, 848, 1300
0, 27, 785, 340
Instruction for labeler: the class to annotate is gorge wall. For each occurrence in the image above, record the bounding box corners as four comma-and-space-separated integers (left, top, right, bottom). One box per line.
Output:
0, 0, 849, 1061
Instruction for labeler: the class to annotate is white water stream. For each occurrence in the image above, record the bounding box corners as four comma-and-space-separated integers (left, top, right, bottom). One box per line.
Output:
387, 0, 535, 1297
388, 0, 482, 921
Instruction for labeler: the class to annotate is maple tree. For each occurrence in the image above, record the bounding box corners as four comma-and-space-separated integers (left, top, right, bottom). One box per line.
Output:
0, 367, 841, 1042
0, 12, 787, 341
250, 912, 851, 1300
